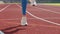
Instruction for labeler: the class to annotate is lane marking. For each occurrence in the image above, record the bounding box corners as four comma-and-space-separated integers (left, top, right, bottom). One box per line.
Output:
16, 4, 60, 26
36, 7, 60, 14
0, 4, 10, 12
2, 4, 59, 27
33, 5, 60, 14
27, 11, 60, 26
0, 17, 60, 21
29, 24, 60, 28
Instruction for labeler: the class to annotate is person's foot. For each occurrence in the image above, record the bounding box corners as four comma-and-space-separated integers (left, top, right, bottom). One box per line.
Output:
21, 23, 28, 26
31, 2, 37, 6
21, 16, 28, 26
24, 24, 28, 26
21, 22, 28, 26
32, 4, 36, 6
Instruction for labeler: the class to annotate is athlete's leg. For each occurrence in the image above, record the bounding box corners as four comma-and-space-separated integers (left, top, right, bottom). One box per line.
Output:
29, 0, 37, 6
29, 0, 33, 5
33, 0, 37, 6
21, 0, 28, 26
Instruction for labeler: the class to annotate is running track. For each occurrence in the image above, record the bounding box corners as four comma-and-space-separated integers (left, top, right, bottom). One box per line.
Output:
0, 4, 60, 34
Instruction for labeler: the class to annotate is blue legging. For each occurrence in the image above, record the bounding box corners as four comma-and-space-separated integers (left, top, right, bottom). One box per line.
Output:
22, 0, 27, 15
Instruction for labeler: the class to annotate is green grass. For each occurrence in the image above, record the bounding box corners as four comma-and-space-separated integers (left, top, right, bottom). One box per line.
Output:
43, 3, 60, 6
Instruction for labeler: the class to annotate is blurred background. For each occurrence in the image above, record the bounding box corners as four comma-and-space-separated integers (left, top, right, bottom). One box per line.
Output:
0, 0, 60, 3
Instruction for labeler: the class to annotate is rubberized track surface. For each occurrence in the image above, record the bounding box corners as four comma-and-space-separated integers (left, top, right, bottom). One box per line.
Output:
0, 4, 60, 34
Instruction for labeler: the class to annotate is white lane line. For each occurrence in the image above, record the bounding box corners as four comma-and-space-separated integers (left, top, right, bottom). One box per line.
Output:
16, 4, 60, 26
0, 5, 10, 12
34, 6, 60, 14
0, 17, 60, 21
30, 24, 60, 28
27, 11, 60, 26
43, 17, 60, 19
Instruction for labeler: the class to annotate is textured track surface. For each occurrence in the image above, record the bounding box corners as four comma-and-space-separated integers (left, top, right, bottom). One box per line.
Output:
0, 4, 60, 34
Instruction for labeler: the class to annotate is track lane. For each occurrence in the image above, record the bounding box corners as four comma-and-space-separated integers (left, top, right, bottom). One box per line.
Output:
0, 4, 22, 30
27, 5, 60, 24
0, 4, 9, 10
0, 4, 60, 34
16, 4, 60, 34
37, 5, 60, 12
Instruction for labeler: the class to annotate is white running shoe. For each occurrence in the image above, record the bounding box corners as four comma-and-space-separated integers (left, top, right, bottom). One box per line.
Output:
30, 0, 37, 6
21, 16, 28, 26
0, 31, 4, 34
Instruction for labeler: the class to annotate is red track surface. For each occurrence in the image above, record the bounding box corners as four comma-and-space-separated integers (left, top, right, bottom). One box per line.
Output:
0, 4, 9, 10
0, 4, 60, 34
